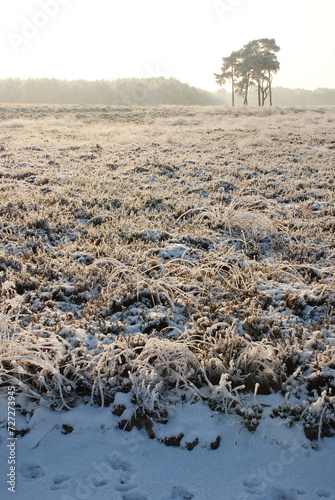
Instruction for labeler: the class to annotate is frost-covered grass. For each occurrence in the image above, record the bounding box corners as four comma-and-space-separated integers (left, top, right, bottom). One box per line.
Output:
0, 104, 335, 442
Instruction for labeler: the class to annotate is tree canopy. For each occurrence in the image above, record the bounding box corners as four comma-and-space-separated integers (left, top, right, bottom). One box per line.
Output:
215, 39, 280, 106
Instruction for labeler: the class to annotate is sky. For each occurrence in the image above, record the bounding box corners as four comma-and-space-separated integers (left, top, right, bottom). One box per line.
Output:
1, 0, 335, 92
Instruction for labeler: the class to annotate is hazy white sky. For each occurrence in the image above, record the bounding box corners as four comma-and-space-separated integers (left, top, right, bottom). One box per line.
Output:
1, 0, 335, 91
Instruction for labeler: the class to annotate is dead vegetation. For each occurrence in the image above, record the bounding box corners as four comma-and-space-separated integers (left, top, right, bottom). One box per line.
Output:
0, 104, 334, 440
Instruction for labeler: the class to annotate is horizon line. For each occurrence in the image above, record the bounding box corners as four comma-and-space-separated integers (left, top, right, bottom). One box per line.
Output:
0, 76, 334, 93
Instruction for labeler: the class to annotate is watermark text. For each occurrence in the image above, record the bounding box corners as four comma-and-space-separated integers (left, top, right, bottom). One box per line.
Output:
7, 386, 17, 493
8, 0, 73, 53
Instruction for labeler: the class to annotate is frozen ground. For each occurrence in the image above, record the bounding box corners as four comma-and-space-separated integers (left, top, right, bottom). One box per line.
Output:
0, 104, 335, 499
1, 398, 335, 500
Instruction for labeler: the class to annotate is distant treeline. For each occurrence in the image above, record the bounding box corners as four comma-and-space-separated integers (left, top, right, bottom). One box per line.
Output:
0, 77, 334, 106
0, 77, 221, 106
216, 86, 335, 106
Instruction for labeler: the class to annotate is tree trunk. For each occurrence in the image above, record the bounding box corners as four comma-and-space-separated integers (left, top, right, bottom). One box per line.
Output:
269, 73, 273, 106
231, 68, 235, 107
262, 85, 266, 106
244, 78, 249, 105
257, 79, 261, 106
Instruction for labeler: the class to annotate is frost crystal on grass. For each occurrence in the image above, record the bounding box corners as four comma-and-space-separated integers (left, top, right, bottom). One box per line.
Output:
0, 104, 334, 441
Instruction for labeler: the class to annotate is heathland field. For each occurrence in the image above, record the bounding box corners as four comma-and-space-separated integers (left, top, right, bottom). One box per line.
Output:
1, 104, 335, 445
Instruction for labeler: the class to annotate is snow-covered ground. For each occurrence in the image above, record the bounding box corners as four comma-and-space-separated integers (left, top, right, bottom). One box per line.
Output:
1, 398, 335, 500
1, 104, 335, 499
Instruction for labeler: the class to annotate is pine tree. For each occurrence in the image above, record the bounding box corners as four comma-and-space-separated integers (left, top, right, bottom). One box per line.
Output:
215, 39, 280, 106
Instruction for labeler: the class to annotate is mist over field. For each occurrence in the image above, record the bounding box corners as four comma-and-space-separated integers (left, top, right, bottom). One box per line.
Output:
0, 77, 334, 106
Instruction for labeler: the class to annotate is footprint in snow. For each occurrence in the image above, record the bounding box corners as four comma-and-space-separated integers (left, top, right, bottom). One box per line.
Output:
50, 474, 72, 490
107, 452, 137, 492
160, 485, 194, 500
90, 476, 109, 488
122, 493, 148, 500
106, 453, 148, 499
268, 487, 298, 500
171, 486, 194, 499
241, 480, 299, 500
316, 491, 331, 498
48, 453, 147, 499
19, 462, 45, 480
242, 476, 265, 495
108, 452, 134, 473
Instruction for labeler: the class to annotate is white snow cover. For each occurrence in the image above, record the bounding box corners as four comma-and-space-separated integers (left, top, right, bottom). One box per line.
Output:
1, 397, 335, 500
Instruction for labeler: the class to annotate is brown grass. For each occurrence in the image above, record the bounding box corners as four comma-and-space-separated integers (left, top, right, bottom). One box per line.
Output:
1, 104, 334, 437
